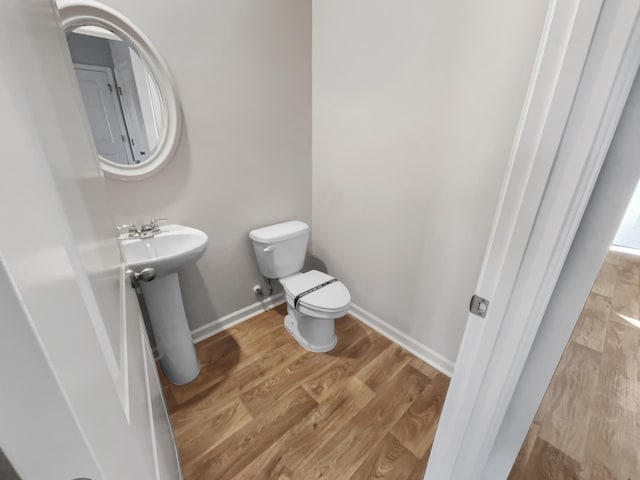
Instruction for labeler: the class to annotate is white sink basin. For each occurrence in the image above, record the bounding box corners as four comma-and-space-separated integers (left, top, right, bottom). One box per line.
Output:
121, 224, 208, 277
120, 224, 208, 385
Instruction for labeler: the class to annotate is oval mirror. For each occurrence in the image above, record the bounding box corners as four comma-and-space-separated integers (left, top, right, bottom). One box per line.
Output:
58, 2, 182, 180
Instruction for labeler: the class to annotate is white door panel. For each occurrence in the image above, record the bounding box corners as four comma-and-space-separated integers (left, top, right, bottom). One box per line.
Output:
0, 260, 103, 480
0, 1, 181, 478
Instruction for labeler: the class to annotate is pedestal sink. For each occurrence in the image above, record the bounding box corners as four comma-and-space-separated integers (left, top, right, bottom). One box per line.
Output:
120, 224, 208, 384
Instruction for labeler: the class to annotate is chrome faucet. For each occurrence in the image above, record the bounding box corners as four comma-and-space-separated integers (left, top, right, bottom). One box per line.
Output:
117, 223, 140, 238
139, 218, 167, 238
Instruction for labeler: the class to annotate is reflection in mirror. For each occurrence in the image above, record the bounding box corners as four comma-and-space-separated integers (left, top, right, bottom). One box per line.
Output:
66, 26, 164, 165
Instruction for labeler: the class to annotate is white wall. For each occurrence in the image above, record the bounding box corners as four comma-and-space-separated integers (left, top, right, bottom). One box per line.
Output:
312, 0, 549, 364
97, 0, 312, 331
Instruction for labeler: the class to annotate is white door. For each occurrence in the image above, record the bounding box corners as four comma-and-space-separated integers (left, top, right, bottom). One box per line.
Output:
0, 1, 181, 479
425, 0, 640, 478
74, 64, 134, 165
131, 54, 162, 151
111, 40, 150, 164
613, 179, 640, 249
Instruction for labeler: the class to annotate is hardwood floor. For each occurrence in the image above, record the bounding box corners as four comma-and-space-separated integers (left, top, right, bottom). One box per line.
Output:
159, 304, 450, 480
510, 250, 640, 480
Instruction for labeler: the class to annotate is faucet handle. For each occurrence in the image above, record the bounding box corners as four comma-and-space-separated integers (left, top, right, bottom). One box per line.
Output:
150, 218, 167, 231
117, 223, 139, 237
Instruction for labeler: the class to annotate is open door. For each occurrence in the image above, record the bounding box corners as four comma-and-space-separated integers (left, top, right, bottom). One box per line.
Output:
426, 0, 640, 478
0, 1, 180, 479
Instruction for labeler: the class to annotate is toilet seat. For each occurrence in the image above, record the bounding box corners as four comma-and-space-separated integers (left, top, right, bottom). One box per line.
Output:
281, 270, 351, 314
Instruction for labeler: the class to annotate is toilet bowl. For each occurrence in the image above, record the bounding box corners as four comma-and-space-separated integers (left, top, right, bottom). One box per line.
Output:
281, 270, 350, 352
249, 221, 351, 352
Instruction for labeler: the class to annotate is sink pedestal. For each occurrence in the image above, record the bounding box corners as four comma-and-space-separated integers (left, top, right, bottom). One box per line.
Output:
120, 224, 207, 385
140, 272, 199, 384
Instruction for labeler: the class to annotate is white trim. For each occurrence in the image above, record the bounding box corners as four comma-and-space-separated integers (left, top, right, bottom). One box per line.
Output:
349, 304, 454, 377
609, 244, 640, 256
140, 325, 161, 480
189, 296, 456, 376
74, 24, 121, 41
58, 0, 183, 181
73, 62, 115, 74
190, 294, 285, 344
116, 265, 130, 421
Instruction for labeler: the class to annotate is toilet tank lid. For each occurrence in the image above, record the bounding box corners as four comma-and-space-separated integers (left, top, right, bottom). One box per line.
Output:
249, 220, 309, 244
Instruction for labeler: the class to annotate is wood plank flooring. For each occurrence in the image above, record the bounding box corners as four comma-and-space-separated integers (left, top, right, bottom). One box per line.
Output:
510, 250, 640, 480
159, 304, 450, 480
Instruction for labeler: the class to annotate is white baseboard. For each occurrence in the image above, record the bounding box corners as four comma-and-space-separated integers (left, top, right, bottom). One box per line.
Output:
189, 297, 455, 377
190, 293, 285, 344
349, 303, 455, 377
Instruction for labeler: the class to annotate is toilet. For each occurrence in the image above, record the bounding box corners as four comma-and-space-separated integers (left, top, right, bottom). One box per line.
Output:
249, 220, 351, 352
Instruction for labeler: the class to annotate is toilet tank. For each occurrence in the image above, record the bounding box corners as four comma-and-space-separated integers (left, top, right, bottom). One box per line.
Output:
249, 221, 309, 279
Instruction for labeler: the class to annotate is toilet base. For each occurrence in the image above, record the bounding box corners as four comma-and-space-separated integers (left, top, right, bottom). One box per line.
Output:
284, 307, 337, 353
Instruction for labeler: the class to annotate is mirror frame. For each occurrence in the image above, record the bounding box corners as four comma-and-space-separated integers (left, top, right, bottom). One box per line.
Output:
58, 0, 183, 181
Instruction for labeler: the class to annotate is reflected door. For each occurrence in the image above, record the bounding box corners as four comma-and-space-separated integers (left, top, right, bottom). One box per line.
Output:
74, 64, 133, 165
111, 40, 150, 164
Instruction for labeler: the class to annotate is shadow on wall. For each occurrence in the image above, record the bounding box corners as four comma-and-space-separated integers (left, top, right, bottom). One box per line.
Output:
179, 263, 219, 333
308, 254, 328, 274
0, 449, 20, 480
136, 264, 216, 352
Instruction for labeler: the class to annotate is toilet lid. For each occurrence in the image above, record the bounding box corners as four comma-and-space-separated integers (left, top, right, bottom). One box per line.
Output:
281, 270, 351, 312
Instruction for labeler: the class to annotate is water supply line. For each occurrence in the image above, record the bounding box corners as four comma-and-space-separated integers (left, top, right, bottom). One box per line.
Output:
253, 277, 273, 297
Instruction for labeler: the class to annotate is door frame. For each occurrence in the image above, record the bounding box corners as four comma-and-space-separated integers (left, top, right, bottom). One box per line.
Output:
425, 0, 640, 478
114, 60, 147, 163
110, 40, 151, 164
